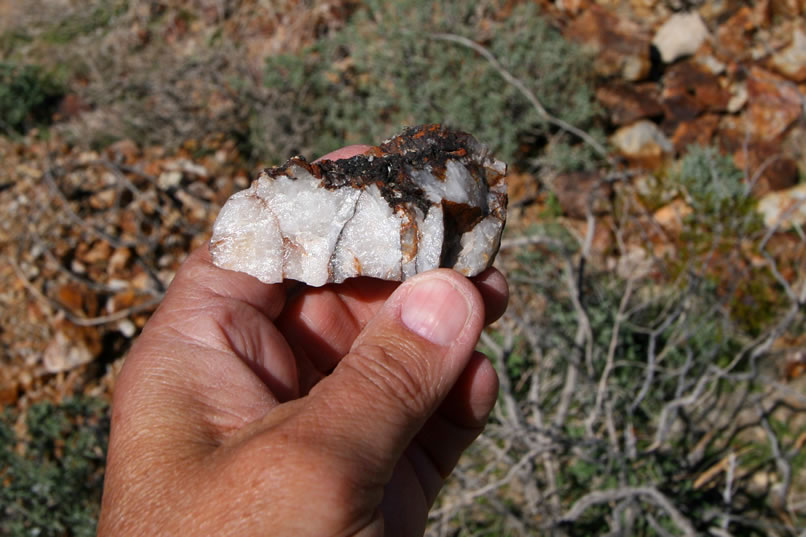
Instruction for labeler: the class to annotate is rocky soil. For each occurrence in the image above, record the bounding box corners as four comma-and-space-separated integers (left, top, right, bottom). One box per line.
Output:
1, 0, 805, 533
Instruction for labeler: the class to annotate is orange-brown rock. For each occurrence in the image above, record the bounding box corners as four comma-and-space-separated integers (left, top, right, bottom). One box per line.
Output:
56, 282, 98, 317
716, 7, 758, 59
661, 62, 731, 123
733, 143, 799, 196
77, 240, 113, 266
562, 215, 614, 256
770, 0, 806, 17
550, 171, 612, 219
507, 171, 539, 207
596, 82, 663, 125
565, 6, 651, 81
653, 199, 693, 234
769, 28, 806, 82
718, 125, 800, 196
747, 67, 803, 141
54, 94, 90, 122
672, 114, 721, 152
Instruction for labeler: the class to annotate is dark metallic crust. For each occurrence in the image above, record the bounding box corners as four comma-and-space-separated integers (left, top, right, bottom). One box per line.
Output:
260, 124, 503, 216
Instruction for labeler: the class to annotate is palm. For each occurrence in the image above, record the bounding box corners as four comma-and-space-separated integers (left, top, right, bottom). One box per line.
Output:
103, 247, 504, 536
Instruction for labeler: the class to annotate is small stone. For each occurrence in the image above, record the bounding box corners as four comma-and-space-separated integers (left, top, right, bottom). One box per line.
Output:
717, 7, 758, 59
694, 54, 726, 75
16, 164, 42, 179
653, 199, 693, 233
166, 159, 209, 178
747, 67, 803, 141
611, 120, 674, 167
506, 171, 539, 209
783, 349, 806, 379
89, 188, 117, 210
770, 0, 806, 17
71, 259, 87, 274
56, 283, 86, 312
556, 0, 589, 15
662, 62, 730, 119
672, 114, 721, 151
731, 141, 799, 196
187, 181, 216, 201
769, 28, 806, 82
565, 6, 652, 81
108, 247, 132, 276
55, 94, 90, 121
78, 151, 101, 165
42, 325, 100, 374
0, 376, 19, 405
117, 319, 137, 338
106, 139, 140, 163
727, 83, 749, 113
176, 189, 208, 222
78, 240, 112, 265
107, 289, 136, 313
652, 12, 709, 64
158, 170, 183, 190
210, 125, 507, 286
758, 183, 806, 229
596, 82, 664, 125
549, 171, 612, 219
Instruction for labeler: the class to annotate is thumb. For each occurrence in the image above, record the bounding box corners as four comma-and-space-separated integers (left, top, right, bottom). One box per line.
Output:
305, 269, 486, 478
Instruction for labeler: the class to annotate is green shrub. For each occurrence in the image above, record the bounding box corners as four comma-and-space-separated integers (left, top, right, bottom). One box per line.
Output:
451, 248, 802, 536
0, 62, 65, 135
258, 0, 600, 166
672, 146, 779, 334
0, 397, 109, 537
677, 145, 749, 215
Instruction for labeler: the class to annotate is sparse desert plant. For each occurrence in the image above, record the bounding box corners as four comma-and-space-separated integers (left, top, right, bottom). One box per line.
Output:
673, 146, 780, 335
0, 397, 109, 537
0, 62, 64, 135
259, 0, 602, 168
429, 149, 806, 536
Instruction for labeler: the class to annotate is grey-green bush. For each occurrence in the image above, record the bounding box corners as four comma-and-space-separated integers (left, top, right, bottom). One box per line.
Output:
258, 0, 600, 167
0, 62, 64, 135
1, 397, 109, 537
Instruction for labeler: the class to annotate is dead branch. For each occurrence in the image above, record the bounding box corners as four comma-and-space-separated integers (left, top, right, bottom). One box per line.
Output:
428, 32, 612, 163
559, 486, 697, 537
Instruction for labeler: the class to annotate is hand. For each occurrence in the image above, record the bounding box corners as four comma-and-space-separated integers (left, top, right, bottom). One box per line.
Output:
98, 146, 509, 537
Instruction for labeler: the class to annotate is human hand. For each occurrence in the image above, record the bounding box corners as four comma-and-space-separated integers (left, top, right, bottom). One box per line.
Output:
97, 146, 509, 537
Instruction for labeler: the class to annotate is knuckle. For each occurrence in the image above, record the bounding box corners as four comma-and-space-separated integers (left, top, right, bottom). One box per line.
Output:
344, 342, 434, 417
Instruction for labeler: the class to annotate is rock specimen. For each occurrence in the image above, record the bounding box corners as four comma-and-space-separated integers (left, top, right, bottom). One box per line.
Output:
652, 12, 709, 64
210, 125, 508, 286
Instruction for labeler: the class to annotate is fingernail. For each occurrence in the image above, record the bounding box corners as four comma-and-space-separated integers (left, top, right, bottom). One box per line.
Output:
401, 276, 470, 346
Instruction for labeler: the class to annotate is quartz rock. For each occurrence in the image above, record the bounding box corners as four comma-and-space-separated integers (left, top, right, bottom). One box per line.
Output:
611, 120, 674, 168
652, 13, 709, 64
769, 28, 806, 82
210, 125, 508, 286
758, 183, 806, 230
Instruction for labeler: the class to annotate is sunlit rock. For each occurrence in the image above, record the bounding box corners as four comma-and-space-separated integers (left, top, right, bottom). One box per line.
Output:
210, 125, 508, 286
